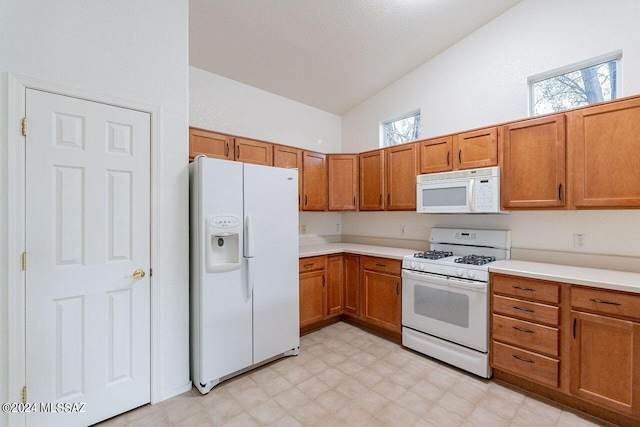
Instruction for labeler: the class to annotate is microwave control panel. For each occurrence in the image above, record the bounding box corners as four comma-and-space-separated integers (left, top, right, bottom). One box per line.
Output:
474, 179, 496, 212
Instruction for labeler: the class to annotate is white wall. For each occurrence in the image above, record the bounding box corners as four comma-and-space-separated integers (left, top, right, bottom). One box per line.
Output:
0, 0, 190, 420
341, 0, 640, 261
190, 67, 341, 153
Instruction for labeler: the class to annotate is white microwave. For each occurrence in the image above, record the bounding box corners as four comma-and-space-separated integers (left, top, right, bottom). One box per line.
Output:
416, 166, 503, 214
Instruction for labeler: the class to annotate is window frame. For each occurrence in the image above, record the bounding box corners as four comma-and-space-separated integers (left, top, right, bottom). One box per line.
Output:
528, 51, 622, 117
379, 109, 421, 148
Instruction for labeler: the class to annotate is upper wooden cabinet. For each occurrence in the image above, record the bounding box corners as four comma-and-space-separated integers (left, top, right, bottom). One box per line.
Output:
419, 136, 453, 174
235, 138, 273, 166
570, 97, 640, 208
274, 145, 303, 210
327, 154, 358, 211
453, 127, 498, 170
386, 143, 418, 210
501, 114, 566, 209
359, 149, 385, 211
189, 128, 234, 161
302, 151, 327, 211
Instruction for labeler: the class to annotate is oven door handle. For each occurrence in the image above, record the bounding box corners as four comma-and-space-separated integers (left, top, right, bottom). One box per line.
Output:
401, 269, 487, 293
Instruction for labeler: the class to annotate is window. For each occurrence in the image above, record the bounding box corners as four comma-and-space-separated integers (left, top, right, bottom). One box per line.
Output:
529, 52, 621, 116
381, 110, 421, 147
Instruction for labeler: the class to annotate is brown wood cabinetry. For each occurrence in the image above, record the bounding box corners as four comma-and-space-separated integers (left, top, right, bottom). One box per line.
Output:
299, 257, 326, 328
359, 149, 385, 211
326, 255, 344, 317
361, 257, 401, 333
570, 97, 640, 208
491, 274, 561, 389
570, 286, 640, 417
327, 154, 358, 211
274, 145, 303, 210
419, 136, 453, 174
501, 114, 566, 209
234, 137, 273, 166
453, 127, 498, 170
386, 144, 418, 210
302, 151, 327, 211
343, 254, 360, 317
189, 128, 234, 161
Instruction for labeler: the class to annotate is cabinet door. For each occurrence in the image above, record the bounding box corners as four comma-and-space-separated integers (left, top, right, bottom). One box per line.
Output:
299, 270, 325, 327
386, 143, 417, 210
235, 138, 273, 166
571, 98, 640, 208
274, 145, 303, 210
343, 254, 360, 317
453, 127, 498, 170
501, 115, 566, 209
419, 136, 453, 174
570, 311, 640, 416
302, 151, 327, 211
362, 271, 401, 333
359, 150, 385, 211
189, 128, 234, 161
327, 154, 358, 211
326, 255, 344, 317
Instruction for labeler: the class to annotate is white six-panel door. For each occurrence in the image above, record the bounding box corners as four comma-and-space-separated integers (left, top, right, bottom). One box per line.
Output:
25, 89, 151, 426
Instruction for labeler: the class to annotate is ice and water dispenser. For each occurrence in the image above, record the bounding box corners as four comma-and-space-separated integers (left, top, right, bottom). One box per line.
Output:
205, 215, 241, 272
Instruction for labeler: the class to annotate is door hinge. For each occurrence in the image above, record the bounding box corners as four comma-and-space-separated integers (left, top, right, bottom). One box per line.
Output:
22, 386, 27, 403
22, 252, 27, 270
21, 117, 28, 136
149, 268, 153, 277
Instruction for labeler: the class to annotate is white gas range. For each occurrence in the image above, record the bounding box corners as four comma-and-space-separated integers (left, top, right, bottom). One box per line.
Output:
402, 228, 511, 378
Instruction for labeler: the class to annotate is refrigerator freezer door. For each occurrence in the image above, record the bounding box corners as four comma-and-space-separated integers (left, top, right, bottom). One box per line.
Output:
195, 158, 253, 385
244, 163, 300, 364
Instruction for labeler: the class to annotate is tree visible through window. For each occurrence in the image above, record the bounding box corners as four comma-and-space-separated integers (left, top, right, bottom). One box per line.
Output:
382, 112, 421, 147
531, 57, 619, 116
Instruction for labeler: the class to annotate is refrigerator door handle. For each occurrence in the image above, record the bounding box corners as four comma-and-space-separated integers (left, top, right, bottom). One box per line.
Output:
246, 257, 254, 299
244, 214, 255, 258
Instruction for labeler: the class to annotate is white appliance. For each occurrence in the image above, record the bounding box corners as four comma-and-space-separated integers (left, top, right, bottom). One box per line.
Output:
402, 228, 511, 378
416, 166, 502, 214
190, 156, 300, 394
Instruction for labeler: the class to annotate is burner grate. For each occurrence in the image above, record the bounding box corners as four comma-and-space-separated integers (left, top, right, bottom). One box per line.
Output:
414, 250, 453, 260
454, 255, 496, 266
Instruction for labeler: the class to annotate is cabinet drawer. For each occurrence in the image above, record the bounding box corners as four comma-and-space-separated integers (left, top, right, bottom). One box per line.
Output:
492, 314, 559, 357
571, 287, 640, 321
299, 256, 326, 272
492, 341, 559, 388
362, 256, 401, 275
493, 295, 560, 326
492, 274, 560, 304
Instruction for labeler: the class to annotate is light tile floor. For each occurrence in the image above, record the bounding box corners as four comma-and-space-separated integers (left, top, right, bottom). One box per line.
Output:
96, 322, 612, 427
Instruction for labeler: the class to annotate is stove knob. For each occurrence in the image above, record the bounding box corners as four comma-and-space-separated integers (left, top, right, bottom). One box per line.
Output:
410, 261, 417, 269
420, 263, 427, 271
455, 268, 464, 277
467, 270, 476, 279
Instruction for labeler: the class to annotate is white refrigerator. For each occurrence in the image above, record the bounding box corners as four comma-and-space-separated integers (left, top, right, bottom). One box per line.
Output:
189, 156, 299, 394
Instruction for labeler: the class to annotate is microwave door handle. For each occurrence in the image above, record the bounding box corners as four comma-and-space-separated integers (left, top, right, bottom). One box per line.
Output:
468, 180, 475, 212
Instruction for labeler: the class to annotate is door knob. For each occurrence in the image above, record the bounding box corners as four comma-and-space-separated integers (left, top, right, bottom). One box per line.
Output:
125, 269, 146, 279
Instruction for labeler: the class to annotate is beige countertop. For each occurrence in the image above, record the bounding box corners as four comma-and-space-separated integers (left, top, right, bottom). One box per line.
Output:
299, 243, 416, 260
490, 260, 640, 294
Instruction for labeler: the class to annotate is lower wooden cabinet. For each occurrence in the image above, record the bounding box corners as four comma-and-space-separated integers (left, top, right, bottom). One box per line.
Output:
362, 270, 401, 333
491, 273, 640, 424
299, 254, 401, 336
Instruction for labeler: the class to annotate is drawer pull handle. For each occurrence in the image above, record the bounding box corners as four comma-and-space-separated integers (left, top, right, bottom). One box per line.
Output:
304, 263, 314, 268
513, 306, 534, 313
513, 286, 535, 291
375, 263, 387, 267
513, 354, 534, 363
590, 298, 621, 306
512, 326, 535, 333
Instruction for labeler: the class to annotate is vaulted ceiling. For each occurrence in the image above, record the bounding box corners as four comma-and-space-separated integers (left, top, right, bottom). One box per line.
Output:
189, 0, 523, 115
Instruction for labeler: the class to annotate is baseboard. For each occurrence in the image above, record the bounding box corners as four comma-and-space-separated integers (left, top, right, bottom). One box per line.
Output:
159, 382, 192, 402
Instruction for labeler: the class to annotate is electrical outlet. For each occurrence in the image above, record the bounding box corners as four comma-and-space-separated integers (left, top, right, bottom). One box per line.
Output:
301, 224, 307, 234
574, 233, 586, 248
336, 223, 340, 233
401, 225, 406, 235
